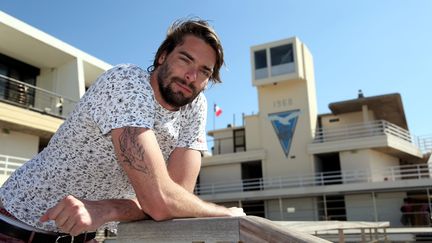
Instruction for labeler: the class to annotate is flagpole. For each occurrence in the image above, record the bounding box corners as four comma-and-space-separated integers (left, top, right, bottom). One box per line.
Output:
213, 103, 215, 130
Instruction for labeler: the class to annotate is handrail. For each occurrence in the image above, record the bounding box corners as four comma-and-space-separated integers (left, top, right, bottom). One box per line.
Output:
417, 134, 432, 153
208, 120, 425, 156
0, 154, 29, 175
313, 120, 416, 144
195, 163, 432, 195
0, 74, 78, 118
116, 216, 331, 242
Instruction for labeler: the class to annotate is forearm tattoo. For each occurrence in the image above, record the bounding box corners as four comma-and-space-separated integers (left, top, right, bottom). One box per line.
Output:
119, 127, 149, 174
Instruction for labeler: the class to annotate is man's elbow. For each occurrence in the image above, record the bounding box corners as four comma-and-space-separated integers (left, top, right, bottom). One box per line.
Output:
141, 194, 176, 221
146, 203, 173, 221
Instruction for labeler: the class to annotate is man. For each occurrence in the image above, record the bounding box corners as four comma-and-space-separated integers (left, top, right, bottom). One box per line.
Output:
0, 19, 245, 243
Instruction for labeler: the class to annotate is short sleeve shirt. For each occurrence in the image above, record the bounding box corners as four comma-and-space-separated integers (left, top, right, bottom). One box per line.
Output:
0, 64, 208, 231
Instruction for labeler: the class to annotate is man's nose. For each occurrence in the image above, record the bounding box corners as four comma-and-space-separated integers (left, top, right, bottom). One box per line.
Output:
184, 68, 198, 82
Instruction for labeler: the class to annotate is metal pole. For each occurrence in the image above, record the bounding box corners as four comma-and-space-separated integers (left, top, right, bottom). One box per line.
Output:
213, 103, 215, 130
323, 195, 328, 220
372, 192, 378, 222
242, 112, 245, 126
279, 197, 284, 220
427, 188, 431, 223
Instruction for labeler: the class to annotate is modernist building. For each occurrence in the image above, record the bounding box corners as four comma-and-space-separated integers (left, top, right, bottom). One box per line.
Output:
0, 11, 111, 184
197, 37, 432, 227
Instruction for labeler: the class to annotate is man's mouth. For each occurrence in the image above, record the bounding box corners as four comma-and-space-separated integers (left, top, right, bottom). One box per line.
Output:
174, 80, 193, 95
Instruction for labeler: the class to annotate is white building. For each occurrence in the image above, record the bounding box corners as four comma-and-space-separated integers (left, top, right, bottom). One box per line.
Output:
197, 37, 432, 227
0, 11, 111, 184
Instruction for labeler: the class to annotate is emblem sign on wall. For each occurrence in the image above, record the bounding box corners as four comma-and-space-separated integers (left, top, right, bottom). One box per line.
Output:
268, 109, 301, 157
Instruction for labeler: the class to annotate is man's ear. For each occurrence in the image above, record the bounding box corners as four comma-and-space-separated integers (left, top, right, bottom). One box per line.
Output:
158, 52, 167, 65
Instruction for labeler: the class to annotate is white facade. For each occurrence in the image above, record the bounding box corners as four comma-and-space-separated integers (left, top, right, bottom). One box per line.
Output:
0, 11, 111, 185
199, 37, 432, 227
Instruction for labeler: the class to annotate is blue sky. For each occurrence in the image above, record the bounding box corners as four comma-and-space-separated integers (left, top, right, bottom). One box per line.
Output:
1, 1, 431, 137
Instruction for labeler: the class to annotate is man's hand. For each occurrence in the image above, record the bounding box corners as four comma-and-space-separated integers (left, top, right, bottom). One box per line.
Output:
227, 207, 246, 217
40, 195, 106, 236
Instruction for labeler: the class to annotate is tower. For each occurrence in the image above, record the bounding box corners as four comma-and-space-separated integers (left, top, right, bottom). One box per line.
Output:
250, 37, 318, 177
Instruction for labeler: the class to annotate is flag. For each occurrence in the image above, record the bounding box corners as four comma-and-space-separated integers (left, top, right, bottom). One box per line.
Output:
214, 104, 222, 117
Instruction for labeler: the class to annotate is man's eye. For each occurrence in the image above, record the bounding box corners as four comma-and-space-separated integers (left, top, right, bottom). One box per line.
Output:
201, 70, 211, 78
180, 57, 190, 63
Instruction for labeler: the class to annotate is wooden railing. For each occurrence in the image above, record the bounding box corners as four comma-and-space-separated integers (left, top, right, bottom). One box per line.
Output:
115, 216, 331, 243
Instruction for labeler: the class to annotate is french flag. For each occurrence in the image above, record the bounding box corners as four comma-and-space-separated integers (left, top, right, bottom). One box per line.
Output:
214, 104, 222, 117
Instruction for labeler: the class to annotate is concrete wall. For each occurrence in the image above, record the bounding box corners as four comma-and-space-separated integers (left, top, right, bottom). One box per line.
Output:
0, 129, 38, 185
345, 194, 376, 222
340, 149, 399, 182
244, 115, 261, 150
0, 129, 38, 158
370, 150, 400, 181
340, 150, 373, 172
35, 59, 84, 116
199, 163, 241, 185
212, 129, 234, 154
56, 58, 84, 115
344, 192, 405, 227
258, 79, 315, 178
266, 197, 318, 221
301, 43, 318, 136
321, 111, 375, 129
375, 192, 405, 226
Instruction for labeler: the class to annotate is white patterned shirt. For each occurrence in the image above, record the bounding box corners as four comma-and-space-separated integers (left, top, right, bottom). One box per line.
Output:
0, 64, 208, 231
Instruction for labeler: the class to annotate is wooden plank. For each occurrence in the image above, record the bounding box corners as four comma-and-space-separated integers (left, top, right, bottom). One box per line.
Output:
117, 217, 240, 243
116, 216, 331, 243
239, 216, 331, 243
338, 229, 345, 243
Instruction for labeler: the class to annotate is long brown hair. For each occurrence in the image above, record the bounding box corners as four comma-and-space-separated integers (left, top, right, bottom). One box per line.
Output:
149, 18, 224, 83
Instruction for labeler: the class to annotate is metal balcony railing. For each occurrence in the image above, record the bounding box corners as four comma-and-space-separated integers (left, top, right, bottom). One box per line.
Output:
0, 74, 78, 118
0, 154, 28, 176
417, 134, 432, 154
313, 120, 415, 144
195, 164, 432, 195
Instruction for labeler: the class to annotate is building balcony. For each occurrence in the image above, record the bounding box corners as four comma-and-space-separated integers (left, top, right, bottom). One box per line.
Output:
308, 120, 423, 158
196, 164, 432, 202
0, 74, 76, 137
0, 153, 28, 185
0, 74, 78, 118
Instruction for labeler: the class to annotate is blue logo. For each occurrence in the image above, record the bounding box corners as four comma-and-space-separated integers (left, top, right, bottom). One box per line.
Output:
268, 110, 300, 157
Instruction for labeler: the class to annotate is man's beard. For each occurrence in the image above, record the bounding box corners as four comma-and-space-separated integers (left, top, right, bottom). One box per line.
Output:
157, 62, 201, 108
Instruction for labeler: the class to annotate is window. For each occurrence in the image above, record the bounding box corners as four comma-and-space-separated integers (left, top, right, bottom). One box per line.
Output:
242, 200, 265, 217
270, 44, 295, 76
241, 161, 262, 192
254, 50, 267, 69
233, 128, 246, 152
0, 54, 39, 106
254, 49, 268, 79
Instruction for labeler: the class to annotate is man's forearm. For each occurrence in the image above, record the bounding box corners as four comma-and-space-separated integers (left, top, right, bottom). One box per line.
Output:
102, 198, 148, 222
112, 127, 244, 221
40, 196, 148, 236
144, 179, 243, 221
